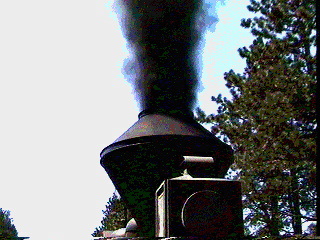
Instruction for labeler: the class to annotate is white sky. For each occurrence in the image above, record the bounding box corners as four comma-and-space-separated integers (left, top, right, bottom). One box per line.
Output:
0, 0, 253, 239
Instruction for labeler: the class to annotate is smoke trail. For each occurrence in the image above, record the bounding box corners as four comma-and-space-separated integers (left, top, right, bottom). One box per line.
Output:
115, 0, 220, 117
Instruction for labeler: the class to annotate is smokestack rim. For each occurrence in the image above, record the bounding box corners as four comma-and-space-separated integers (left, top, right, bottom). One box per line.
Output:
138, 109, 195, 123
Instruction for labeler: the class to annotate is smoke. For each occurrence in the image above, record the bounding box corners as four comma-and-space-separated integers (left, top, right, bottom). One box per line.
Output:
114, 0, 221, 117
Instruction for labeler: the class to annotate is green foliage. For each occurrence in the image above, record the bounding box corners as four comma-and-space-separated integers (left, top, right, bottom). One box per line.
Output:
196, 0, 316, 237
0, 208, 18, 240
92, 192, 128, 237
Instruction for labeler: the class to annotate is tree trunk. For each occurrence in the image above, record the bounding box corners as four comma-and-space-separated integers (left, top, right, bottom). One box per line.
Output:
269, 196, 280, 237
317, 160, 320, 236
290, 169, 303, 234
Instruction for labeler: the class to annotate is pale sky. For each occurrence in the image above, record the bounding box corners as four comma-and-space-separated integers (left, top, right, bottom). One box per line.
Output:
0, 0, 253, 239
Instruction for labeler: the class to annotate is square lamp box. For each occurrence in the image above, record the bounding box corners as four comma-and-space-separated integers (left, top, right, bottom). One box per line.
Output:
155, 176, 244, 239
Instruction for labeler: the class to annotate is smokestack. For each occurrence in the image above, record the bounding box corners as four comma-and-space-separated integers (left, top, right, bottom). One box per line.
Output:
100, 0, 233, 237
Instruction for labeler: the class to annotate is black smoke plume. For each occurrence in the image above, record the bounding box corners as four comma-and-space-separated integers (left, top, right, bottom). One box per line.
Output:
115, 0, 211, 118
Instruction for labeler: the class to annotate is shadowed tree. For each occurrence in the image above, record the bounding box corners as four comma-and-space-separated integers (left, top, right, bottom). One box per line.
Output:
0, 208, 18, 240
92, 192, 129, 237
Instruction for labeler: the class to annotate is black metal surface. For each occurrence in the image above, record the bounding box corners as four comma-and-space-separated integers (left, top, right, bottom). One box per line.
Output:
155, 178, 244, 238
100, 113, 233, 237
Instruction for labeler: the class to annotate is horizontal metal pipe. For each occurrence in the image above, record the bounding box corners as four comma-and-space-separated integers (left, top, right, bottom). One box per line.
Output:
183, 156, 214, 163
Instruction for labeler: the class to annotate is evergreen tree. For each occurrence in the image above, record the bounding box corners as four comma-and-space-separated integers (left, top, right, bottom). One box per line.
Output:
196, 0, 316, 237
0, 208, 18, 240
92, 192, 129, 237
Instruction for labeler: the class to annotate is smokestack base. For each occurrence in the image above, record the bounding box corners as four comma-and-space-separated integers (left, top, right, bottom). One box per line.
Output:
100, 113, 233, 237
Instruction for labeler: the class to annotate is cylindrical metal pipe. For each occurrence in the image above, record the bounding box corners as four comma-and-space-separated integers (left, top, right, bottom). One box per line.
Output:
183, 156, 214, 163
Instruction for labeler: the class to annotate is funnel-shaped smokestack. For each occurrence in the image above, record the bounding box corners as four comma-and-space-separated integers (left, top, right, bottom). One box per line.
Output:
101, 113, 233, 236
101, 0, 234, 237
